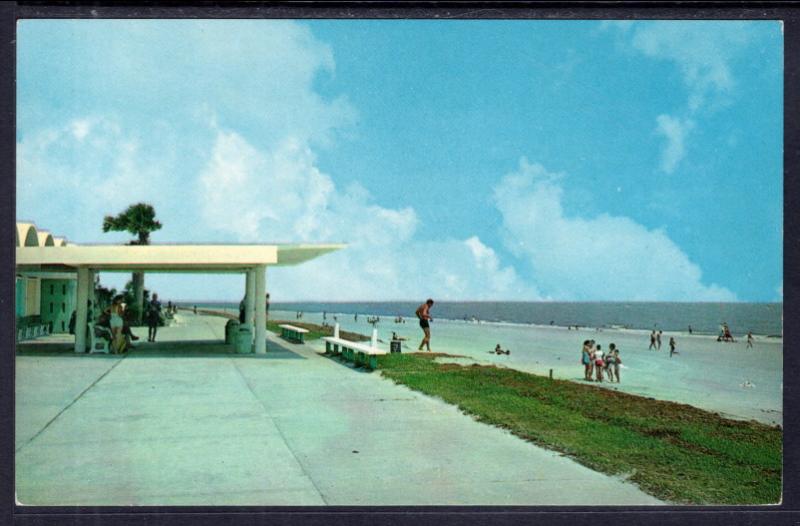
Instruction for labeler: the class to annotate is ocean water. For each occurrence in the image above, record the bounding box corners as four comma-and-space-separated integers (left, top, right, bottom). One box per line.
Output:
192, 301, 783, 337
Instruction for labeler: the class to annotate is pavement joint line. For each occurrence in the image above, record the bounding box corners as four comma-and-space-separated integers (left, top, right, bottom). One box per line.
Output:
228, 354, 330, 505
16, 353, 128, 454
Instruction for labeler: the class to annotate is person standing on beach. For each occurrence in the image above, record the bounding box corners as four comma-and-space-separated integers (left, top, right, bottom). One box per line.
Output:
581, 340, 592, 381
688, 325, 693, 335
669, 336, 678, 357
656, 330, 662, 350
415, 299, 434, 352
606, 345, 620, 382
606, 343, 618, 382
649, 330, 657, 350
747, 331, 754, 349
594, 344, 605, 382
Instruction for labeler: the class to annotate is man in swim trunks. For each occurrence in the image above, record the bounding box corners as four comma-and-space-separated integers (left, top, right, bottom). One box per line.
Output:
416, 298, 434, 352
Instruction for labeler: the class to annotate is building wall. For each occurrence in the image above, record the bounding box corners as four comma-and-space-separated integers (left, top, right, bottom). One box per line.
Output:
24, 277, 40, 316
40, 279, 77, 333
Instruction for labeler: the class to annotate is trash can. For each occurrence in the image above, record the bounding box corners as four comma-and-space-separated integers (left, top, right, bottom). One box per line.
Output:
236, 325, 253, 354
390, 340, 402, 353
225, 319, 240, 344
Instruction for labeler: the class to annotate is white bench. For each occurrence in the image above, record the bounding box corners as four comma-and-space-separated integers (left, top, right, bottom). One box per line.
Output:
322, 336, 387, 371
279, 324, 310, 343
87, 322, 111, 354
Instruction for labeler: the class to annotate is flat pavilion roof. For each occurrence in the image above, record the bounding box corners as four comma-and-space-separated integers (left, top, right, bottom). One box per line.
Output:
15, 243, 345, 274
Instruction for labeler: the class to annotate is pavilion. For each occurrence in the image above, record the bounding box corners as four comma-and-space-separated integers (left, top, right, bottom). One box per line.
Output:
15, 222, 344, 354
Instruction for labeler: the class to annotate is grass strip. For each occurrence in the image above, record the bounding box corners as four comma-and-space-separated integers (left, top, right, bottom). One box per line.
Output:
377, 353, 781, 505
195, 310, 369, 343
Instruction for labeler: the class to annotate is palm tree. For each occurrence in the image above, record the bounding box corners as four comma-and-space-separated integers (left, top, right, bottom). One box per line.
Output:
102, 203, 162, 324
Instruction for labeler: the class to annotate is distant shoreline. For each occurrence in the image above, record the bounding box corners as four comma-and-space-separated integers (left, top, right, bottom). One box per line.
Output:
181, 303, 783, 339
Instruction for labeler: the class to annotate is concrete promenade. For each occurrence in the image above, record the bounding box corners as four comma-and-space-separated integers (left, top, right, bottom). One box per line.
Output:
16, 312, 662, 506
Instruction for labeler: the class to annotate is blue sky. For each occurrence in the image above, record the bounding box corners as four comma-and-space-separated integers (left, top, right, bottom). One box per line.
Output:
16, 19, 783, 302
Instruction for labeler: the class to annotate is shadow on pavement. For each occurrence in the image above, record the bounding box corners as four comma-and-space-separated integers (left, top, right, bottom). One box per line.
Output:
16, 338, 306, 360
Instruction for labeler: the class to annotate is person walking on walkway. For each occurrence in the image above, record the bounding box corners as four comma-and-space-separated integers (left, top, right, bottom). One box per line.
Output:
415, 298, 434, 352
147, 293, 162, 342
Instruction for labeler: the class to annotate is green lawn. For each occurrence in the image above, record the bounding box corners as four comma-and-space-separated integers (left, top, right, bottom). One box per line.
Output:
377, 353, 782, 505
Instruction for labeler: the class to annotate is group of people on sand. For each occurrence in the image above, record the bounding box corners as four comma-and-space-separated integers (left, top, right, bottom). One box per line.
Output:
717, 322, 736, 342
649, 330, 679, 357
492, 344, 510, 355
717, 325, 757, 348
581, 340, 621, 383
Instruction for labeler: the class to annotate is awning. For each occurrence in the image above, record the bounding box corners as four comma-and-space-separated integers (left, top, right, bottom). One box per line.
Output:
15, 243, 345, 274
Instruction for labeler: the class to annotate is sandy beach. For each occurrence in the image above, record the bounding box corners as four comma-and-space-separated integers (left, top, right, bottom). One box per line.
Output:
266, 310, 783, 426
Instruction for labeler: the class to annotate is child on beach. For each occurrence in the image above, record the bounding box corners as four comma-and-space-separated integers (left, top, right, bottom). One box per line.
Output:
594, 344, 605, 382
612, 348, 621, 383
669, 336, 678, 357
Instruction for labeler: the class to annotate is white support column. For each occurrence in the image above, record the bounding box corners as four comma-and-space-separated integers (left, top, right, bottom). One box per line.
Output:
254, 264, 267, 354
74, 267, 89, 353
245, 269, 256, 330
87, 269, 96, 321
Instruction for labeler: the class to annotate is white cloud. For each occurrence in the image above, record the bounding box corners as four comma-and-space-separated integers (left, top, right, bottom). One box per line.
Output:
604, 21, 755, 174
628, 21, 750, 109
655, 114, 694, 173
16, 116, 176, 242
69, 118, 92, 141
17, 20, 356, 246
493, 159, 736, 301
197, 128, 537, 301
